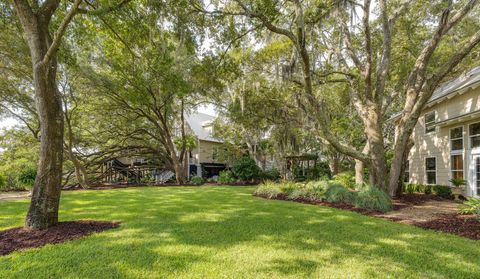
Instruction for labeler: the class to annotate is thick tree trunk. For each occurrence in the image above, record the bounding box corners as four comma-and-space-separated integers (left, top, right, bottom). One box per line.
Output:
329, 155, 339, 176
388, 116, 418, 196
363, 108, 388, 191
355, 144, 370, 185
355, 159, 364, 185
14, 12, 65, 229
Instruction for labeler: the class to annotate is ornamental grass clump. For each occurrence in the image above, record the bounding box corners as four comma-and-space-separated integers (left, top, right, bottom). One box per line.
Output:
325, 184, 356, 204
254, 182, 282, 199
354, 186, 392, 212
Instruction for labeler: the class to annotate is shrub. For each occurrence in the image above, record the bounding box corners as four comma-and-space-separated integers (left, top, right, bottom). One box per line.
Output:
0, 174, 6, 191
18, 166, 37, 188
260, 168, 281, 181
300, 161, 331, 181
287, 188, 310, 200
232, 156, 260, 181
331, 172, 355, 189
190, 176, 204, 185
325, 184, 356, 204
218, 170, 236, 184
355, 186, 392, 212
279, 182, 301, 196
304, 181, 327, 200
433, 185, 452, 199
423, 185, 432, 195
459, 198, 480, 215
254, 183, 281, 199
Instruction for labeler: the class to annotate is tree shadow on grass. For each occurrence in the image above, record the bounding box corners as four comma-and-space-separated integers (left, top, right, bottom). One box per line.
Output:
1, 186, 479, 278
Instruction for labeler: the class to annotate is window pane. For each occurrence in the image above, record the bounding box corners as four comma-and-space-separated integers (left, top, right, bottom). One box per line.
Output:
452, 170, 464, 180
426, 158, 436, 170
472, 136, 480, 148
451, 155, 463, 170
470, 123, 480, 136
427, 172, 436, 184
451, 139, 463, 150
426, 125, 435, 133
451, 127, 463, 139
425, 113, 435, 123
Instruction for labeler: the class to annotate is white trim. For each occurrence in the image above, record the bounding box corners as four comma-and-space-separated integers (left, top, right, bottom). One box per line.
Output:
470, 155, 480, 197
469, 122, 480, 150
449, 125, 464, 153
450, 154, 465, 183
425, 156, 437, 185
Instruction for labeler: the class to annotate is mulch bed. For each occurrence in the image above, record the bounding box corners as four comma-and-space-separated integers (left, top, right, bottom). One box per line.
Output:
415, 214, 480, 240
0, 220, 120, 256
255, 194, 480, 240
63, 182, 259, 191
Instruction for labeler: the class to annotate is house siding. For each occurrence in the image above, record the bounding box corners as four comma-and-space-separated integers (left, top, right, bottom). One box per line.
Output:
408, 87, 480, 196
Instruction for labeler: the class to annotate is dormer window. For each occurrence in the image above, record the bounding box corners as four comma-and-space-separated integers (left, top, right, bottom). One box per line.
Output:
424, 112, 436, 134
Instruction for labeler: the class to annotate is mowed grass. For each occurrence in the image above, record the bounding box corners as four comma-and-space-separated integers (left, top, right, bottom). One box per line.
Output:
0, 186, 479, 278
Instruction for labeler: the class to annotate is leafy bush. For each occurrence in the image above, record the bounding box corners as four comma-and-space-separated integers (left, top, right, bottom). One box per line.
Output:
190, 176, 204, 185
331, 172, 355, 189
304, 181, 327, 200
0, 174, 6, 191
287, 188, 310, 200
325, 184, 356, 204
355, 186, 392, 212
459, 198, 480, 215
218, 170, 236, 184
260, 168, 281, 181
18, 166, 37, 188
232, 156, 260, 181
423, 185, 432, 195
254, 183, 281, 198
279, 182, 300, 196
403, 183, 445, 196
433, 185, 452, 199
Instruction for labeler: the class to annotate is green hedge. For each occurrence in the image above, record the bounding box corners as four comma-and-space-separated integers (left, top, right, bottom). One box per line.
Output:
254, 181, 393, 212
402, 183, 452, 198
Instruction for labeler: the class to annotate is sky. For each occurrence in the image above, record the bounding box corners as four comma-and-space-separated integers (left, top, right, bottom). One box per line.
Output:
0, 104, 218, 130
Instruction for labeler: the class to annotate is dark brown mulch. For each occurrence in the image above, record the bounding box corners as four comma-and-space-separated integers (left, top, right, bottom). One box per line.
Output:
0, 220, 120, 256
414, 214, 480, 240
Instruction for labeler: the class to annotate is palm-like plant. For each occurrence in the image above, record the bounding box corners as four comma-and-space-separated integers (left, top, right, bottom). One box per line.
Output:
449, 178, 467, 187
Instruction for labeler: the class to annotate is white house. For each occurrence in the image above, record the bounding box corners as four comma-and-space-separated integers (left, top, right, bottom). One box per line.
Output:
404, 66, 480, 197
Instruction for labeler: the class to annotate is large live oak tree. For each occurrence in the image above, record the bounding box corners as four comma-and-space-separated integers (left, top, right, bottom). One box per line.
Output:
12, 0, 129, 229
200, 0, 480, 195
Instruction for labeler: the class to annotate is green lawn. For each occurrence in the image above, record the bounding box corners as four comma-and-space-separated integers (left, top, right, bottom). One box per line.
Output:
0, 186, 479, 278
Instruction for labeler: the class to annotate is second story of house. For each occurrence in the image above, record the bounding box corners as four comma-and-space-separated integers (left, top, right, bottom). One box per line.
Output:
410, 67, 480, 152
184, 112, 224, 165
406, 66, 480, 189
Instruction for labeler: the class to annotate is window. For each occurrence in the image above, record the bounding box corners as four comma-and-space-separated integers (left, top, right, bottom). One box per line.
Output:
425, 157, 436, 184
451, 155, 464, 180
450, 126, 463, 151
404, 160, 410, 183
424, 112, 436, 133
470, 122, 480, 148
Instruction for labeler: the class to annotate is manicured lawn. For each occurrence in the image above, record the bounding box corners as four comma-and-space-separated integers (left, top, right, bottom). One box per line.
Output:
0, 186, 479, 278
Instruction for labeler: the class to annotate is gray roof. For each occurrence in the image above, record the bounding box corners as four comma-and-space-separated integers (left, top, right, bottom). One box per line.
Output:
185, 112, 222, 143
427, 66, 480, 104
388, 66, 480, 121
